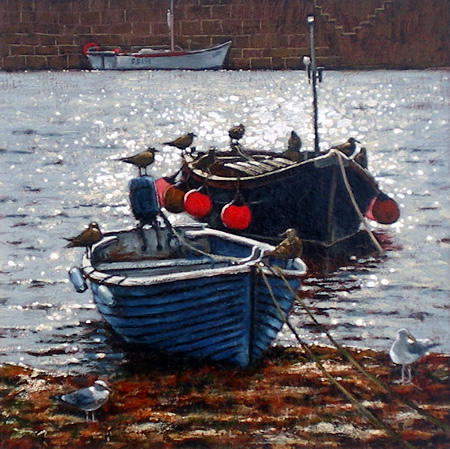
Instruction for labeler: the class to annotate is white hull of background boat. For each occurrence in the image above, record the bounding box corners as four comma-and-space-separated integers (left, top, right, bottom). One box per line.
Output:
86, 41, 231, 71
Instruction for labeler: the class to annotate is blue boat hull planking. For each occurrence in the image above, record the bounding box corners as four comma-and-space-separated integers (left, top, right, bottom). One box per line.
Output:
76, 225, 305, 367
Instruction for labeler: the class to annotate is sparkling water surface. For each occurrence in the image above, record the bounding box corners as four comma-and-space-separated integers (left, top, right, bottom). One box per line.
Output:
0, 69, 448, 374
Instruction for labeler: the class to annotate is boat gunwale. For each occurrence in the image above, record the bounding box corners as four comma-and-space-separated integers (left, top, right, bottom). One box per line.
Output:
182, 150, 379, 191
87, 41, 232, 59
81, 225, 307, 288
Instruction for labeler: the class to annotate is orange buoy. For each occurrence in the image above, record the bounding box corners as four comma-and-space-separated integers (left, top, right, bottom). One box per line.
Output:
221, 194, 252, 230
184, 189, 212, 219
366, 193, 400, 224
162, 184, 186, 213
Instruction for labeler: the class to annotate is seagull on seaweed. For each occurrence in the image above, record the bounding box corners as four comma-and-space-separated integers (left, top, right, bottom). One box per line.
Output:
119, 147, 159, 176
330, 137, 360, 158
281, 130, 302, 161
353, 146, 368, 169
163, 132, 196, 153
64, 222, 103, 258
191, 147, 218, 173
389, 328, 440, 384
264, 228, 303, 269
54, 380, 111, 421
228, 124, 245, 143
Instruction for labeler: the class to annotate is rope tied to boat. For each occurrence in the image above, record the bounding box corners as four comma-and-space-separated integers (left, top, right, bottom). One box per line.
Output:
256, 263, 417, 448
333, 150, 384, 254
261, 263, 449, 435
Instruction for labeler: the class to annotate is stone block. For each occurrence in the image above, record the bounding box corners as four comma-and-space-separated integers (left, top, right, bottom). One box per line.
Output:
1, 56, 27, 71
0, 11, 21, 24
35, 45, 59, 55
201, 20, 222, 34
101, 9, 126, 24
250, 57, 272, 69
26, 55, 48, 69
59, 12, 80, 26
47, 54, 68, 69
211, 5, 231, 19
80, 11, 101, 25
242, 48, 263, 58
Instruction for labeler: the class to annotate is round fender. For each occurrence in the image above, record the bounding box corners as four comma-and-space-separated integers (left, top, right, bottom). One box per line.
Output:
68, 267, 88, 293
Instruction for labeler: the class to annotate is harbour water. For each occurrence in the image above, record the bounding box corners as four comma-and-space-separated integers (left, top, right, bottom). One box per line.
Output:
0, 69, 448, 374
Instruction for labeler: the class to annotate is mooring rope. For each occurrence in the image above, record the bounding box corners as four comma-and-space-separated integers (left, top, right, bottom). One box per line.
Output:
269, 264, 449, 433
256, 264, 416, 449
158, 210, 250, 264
334, 150, 384, 254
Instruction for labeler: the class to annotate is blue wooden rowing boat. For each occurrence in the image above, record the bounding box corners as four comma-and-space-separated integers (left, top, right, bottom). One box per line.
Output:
70, 223, 306, 367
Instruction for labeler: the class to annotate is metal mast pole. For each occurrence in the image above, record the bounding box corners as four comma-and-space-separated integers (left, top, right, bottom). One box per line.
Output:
169, 0, 175, 52
307, 15, 320, 156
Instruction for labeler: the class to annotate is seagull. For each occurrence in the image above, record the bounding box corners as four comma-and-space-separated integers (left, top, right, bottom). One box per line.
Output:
331, 137, 360, 157
264, 228, 303, 268
55, 380, 112, 421
64, 222, 103, 258
119, 147, 158, 176
389, 328, 440, 384
353, 146, 368, 169
228, 124, 245, 143
281, 130, 302, 161
191, 147, 217, 172
163, 132, 196, 152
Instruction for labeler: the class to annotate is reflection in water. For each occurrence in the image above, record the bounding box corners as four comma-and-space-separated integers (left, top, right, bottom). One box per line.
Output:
0, 70, 448, 373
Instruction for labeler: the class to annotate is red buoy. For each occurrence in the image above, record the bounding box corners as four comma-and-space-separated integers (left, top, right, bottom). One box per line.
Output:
366, 193, 400, 224
184, 189, 212, 218
221, 194, 252, 230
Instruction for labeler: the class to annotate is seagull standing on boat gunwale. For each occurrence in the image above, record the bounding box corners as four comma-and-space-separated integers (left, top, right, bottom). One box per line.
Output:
264, 228, 303, 269
163, 132, 196, 152
228, 124, 245, 143
330, 137, 360, 157
64, 222, 103, 258
191, 147, 218, 173
281, 130, 302, 161
389, 328, 440, 384
54, 380, 111, 421
119, 147, 159, 176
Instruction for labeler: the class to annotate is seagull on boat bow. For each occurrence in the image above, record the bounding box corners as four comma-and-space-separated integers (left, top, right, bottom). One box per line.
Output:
64, 222, 103, 258
163, 132, 196, 153
330, 137, 360, 157
353, 146, 368, 169
54, 380, 111, 421
228, 123, 245, 143
389, 328, 440, 384
119, 147, 159, 176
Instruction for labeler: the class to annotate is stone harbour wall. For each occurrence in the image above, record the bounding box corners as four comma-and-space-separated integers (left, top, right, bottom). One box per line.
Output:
0, 0, 448, 71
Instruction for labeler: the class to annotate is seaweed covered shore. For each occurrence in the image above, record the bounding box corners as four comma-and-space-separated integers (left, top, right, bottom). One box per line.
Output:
1, 346, 448, 449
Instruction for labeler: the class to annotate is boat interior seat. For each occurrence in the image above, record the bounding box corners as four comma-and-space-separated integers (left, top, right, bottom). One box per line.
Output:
223, 157, 295, 176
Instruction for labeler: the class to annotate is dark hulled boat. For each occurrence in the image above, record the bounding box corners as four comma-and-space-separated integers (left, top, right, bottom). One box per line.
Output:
161, 147, 399, 268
